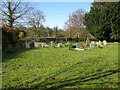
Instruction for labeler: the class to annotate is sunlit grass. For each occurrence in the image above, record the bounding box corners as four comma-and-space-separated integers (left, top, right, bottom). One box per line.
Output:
2, 43, 119, 89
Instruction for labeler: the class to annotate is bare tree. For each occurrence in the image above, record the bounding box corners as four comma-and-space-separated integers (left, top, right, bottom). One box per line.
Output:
27, 9, 45, 39
27, 10, 45, 28
65, 9, 86, 38
1, 0, 32, 28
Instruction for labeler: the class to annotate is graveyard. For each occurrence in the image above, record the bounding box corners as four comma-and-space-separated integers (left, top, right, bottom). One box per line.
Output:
2, 41, 119, 89
1, 1, 119, 89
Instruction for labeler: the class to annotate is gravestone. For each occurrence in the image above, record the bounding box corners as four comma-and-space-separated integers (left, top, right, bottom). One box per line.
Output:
103, 40, 107, 46
96, 40, 102, 47
58, 43, 62, 47
50, 41, 55, 47
45, 44, 49, 47
76, 43, 80, 48
34, 42, 42, 48
31, 39, 35, 48
90, 41, 95, 48
114, 42, 118, 44
68, 44, 72, 50
25, 42, 30, 48
34, 42, 38, 48
66, 42, 70, 45
41, 43, 46, 48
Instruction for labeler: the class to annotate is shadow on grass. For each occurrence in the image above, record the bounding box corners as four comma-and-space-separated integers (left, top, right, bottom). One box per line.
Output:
48, 70, 119, 89
30, 62, 119, 89
32, 70, 119, 89
2, 48, 33, 62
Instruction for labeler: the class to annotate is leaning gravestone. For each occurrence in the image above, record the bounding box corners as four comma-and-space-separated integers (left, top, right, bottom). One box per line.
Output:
103, 40, 107, 46
90, 41, 95, 48
76, 43, 80, 48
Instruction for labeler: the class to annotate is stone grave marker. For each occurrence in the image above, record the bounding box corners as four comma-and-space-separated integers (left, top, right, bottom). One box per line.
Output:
45, 44, 49, 47
68, 44, 72, 50
103, 40, 107, 46
41, 43, 46, 48
66, 42, 70, 45
50, 41, 55, 47
114, 42, 118, 44
31, 39, 35, 48
96, 40, 102, 47
25, 42, 30, 48
76, 43, 80, 48
90, 41, 95, 48
34, 42, 42, 48
58, 43, 62, 47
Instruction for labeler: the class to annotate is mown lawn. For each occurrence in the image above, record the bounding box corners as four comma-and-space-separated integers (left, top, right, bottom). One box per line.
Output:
2, 43, 119, 89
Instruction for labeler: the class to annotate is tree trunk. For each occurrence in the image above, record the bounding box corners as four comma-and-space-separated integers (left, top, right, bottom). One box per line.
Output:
8, 2, 13, 28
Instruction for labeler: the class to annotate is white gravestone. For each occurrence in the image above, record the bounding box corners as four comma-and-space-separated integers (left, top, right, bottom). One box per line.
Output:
50, 41, 55, 47
45, 44, 49, 47
58, 43, 62, 47
66, 42, 70, 45
41, 43, 46, 48
96, 40, 102, 47
76, 43, 80, 48
90, 41, 95, 48
103, 40, 107, 46
34, 42, 42, 48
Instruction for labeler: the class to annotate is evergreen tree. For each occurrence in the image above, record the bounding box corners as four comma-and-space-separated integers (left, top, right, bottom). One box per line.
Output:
84, 2, 120, 41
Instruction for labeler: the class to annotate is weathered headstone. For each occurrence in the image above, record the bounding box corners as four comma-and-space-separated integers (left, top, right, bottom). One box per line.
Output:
114, 42, 118, 44
76, 43, 80, 48
96, 40, 102, 47
90, 41, 95, 48
34, 42, 42, 48
25, 42, 30, 48
41, 43, 46, 48
58, 43, 62, 47
50, 41, 55, 47
68, 44, 72, 50
31, 39, 35, 48
103, 40, 107, 46
45, 44, 49, 47
66, 42, 70, 45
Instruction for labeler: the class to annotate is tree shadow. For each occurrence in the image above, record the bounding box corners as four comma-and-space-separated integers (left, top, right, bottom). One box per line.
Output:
47, 70, 119, 89
2, 48, 33, 62
30, 62, 119, 89
33, 69, 119, 89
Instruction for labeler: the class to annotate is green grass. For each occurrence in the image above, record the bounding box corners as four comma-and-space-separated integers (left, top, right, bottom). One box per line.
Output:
2, 43, 119, 89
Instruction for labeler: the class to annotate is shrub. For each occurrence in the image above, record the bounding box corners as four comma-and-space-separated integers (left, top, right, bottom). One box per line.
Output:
2, 25, 20, 52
